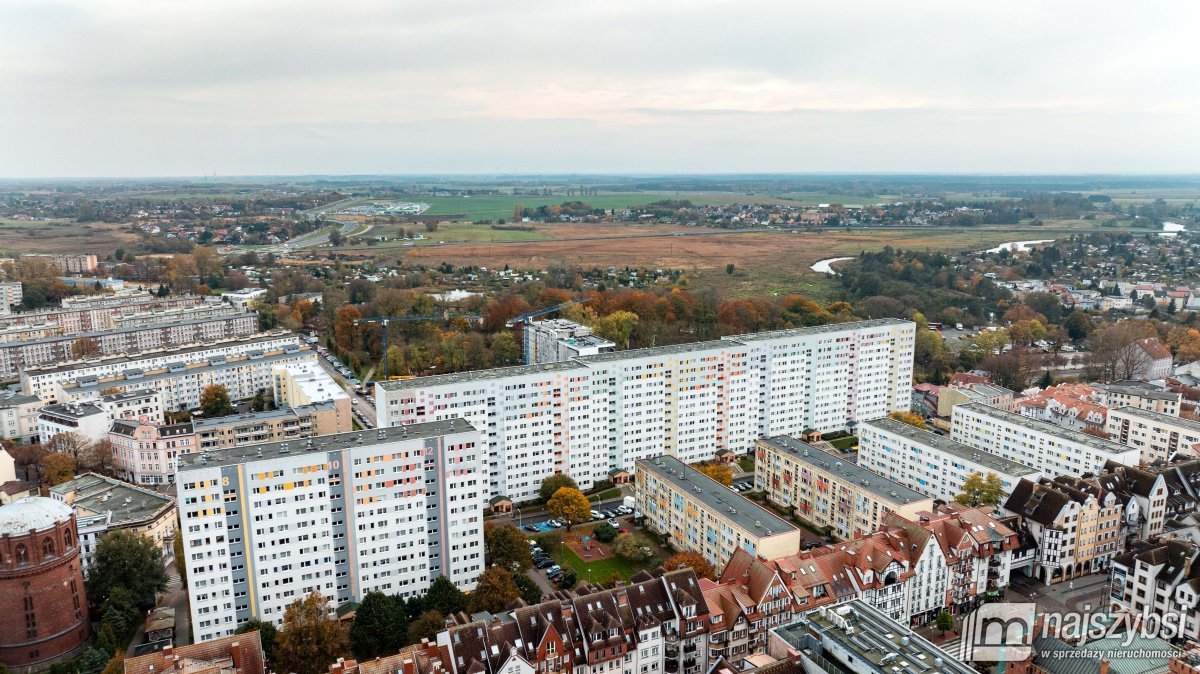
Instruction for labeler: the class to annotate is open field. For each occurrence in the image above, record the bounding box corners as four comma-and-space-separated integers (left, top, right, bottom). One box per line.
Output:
364, 219, 731, 246
0, 220, 139, 254
420, 191, 817, 220
397, 227, 1032, 299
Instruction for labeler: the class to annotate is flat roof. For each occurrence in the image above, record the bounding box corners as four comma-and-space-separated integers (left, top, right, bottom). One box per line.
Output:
1099, 381, 1180, 402
725, 317, 910, 342
379, 360, 586, 390
772, 600, 976, 674
576, 339, 733, 363
40, 402, 105, 419
0, 312, 254, 349
177, 419, 478, 471
1110, 405, 1200, 432
758, 435, 930, 505
191, 401, 336, 430
861, 418, 1038, 477
955, 402, 1136, 455
65, 348, 314, 393
22, 332, 299, 376
51, 473, 174, 525
636, 455, 797, 536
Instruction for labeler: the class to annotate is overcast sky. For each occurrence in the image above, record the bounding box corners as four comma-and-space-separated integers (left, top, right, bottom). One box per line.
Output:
1, 0, 1197, 177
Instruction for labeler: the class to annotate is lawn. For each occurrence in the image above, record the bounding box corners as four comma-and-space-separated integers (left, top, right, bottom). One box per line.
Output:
828, 436, 858, 451
738, 457, 755, 473
551, 543, 659, 584
589, 488, 622, 502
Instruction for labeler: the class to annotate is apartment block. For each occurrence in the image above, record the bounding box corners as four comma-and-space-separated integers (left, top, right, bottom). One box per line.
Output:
57, 345, 318, 412
20, 332, 302, 402
950, 402, 1140, 478
38, 390, 163, 444
523, 318, 615, 364
177, 420, 485, 642
754, 436, 932, 540
378, 319, 915, 504
1002, 476, 1125, 584
21, 253, 98, 273
636, 456, 802, 568
1107, 406, 1200, 464
1110, 539, 1200, 640
273, 361, 352, 416
50, 472, 176, 568
0, 291, 205, 334
0, 282, 22, 308
1097, 380, 1182, 416
112, 302, 241, 328
110, 418, 198, 485
0, 312, 260, 378
857, 418, 1042, 504
0, 390, 41, 442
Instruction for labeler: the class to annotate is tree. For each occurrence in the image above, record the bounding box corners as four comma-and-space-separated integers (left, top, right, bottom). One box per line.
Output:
612, 533, 654, 562
173, 526, 187, 590
95, 622, 119, 654
556, 571, 578, 590
424, 575, 467, 615
888, 411, 927, 430
693, 462, 733, 486
40, 451, 76, 486
349, 591, 405, 660
469, 567, 521, 613
1082, 426, 1111, 439
593, 522, 618, 543
425, 221, 439, 233
954, 472, 1004, 508
274, 593, 349, 674
407, 610, 445, 644
329, 230, 345, 246
236, 620, 277, 663
47, 431, 90, 461
72, 336, 101, 359
514, 573, 543, 605
485, 523, 532, 571
935, 610, 955, 636
88, 530, 168, 609
80, 647, 111, 674
334, 305, 362, 353
592, 311, 638, 349
546, 487, 591, 530
662, 552, 716, 580
251, 391, 268, 412
199, 384, 234, 417
101, 653, 125, 674
725, 263, 736, 275
80, 439, 115, 475
539, 474, 578, 503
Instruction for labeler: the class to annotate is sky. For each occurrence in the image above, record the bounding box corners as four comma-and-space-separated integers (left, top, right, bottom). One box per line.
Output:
1, 0, 1197, 177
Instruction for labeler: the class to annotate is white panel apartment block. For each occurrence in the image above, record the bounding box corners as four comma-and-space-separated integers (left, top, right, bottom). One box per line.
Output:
951, 402, 1140, 478
377, 318, 915, 504
177, 420, 484, 643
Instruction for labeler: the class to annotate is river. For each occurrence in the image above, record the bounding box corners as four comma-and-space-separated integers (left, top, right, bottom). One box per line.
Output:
810, 257, 854, 275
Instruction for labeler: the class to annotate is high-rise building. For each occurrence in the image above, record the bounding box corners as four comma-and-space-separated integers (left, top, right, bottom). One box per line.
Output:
378, 319, 915, 504
523, 318, 615, 364
176, 420, 485, 643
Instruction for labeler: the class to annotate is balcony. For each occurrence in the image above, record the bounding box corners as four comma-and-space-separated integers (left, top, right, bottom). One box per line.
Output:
683, 643, 697, 654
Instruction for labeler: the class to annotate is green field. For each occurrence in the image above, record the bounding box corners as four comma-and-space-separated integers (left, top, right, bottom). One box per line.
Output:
551, 544, 659, 584
420, 192, 814, 221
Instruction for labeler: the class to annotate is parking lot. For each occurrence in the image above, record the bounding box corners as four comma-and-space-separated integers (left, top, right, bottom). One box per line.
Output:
529, 504, 637, 586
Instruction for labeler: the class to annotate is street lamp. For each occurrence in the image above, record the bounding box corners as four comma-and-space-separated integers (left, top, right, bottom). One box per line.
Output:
515, 506, 523, 530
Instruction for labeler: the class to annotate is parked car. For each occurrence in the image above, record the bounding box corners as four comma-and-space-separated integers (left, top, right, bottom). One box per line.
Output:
591, 510, 603, 520
523, 525, 539, 533
547, 519, 562, 528
536, 558, 554, 569
607, 519, 619, 528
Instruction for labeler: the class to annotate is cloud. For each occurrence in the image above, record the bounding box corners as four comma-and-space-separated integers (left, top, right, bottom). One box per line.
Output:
0, 0, 1196, 176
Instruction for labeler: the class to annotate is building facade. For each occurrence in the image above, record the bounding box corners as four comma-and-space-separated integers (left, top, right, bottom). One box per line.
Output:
0, 292, 206, 335
177, 420, 485, 642
1002, 477, 1125, 584
857, 418, 1041, 505
1098, 381, 1182, 416
636, 456, 802, 567
1107, 406, 1200, 464
0, 497, 89, 668
950, 402, 1140, 478
378, 319, 916, 504
523, 318, 615, 364
754, 436, 932, 540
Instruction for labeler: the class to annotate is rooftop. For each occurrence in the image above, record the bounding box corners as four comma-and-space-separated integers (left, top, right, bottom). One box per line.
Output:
65, 347, 315, 394
772, 600, 976, 674
725, 317, 910, 342
0, 496, 74, 536
177, 419, 478, 472
192, 401, 337, 430
575, 338, 734, 363
51, 473, 174, 526
1109, 405, 1200, 431
636, 455, 797, 536
40, 401, 106, 420
379, 359, 585, 390
1, 312, 255, 349
1099, 380, 1181, 402
955, 402, 1136, 455
22, 331, 299, 376
0, 389, 41, 407
758, 435, 930, 505
861, 418, 1038, 477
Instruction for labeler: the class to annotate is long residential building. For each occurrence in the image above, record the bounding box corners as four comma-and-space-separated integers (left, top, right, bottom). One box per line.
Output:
111, 302, 241, 328
20, 331, 302, 402
950, 402, 1140, 478
0, 312, 260, 379
21, 252, 97, 273
754, 436, 932, 540
1107, 406, 1200, 464
857, 417, 1042, 504
111, 402, 352, 485
0, 292, 206, 334
377, 319, 916, 504
177, 420, 485, 643
636, 455, 802, 568
56, 345, 319, 411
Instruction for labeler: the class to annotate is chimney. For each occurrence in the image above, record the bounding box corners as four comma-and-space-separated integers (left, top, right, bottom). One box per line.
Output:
615, 585, 628, 607
331, 658, 344, 674
1100, 661, 1110, 674
163, 646, 174, 662
230, 641, 241, 673
402, 659, 417, 674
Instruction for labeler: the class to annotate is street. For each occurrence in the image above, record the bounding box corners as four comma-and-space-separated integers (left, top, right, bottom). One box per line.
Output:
314, 354, 377, 426
126, 561, 190, 656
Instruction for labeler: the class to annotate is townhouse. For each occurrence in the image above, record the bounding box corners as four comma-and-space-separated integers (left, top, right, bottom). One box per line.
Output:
1002, 477, 1125, 584
1015, 383, 1108, 433
951, 402, 1140, 478
1098, 458, 1200, 540
435, 568, 711, 674
177, 420, 485, 642
19, 332, 302, 402
1107, 406, 1200, 464
1110, 539, 1200, 641
0, 312, 259, 378
754, 436, 932, 540
378, 319, 915, 504
636, 456, 802, 569
936, 382, 1015, 417
0, 390, 41, 442
857, 417, 1041, 504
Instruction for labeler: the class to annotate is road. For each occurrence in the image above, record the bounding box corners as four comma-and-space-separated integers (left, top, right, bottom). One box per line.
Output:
126, 560, 190, 656
314, 353, 377, 426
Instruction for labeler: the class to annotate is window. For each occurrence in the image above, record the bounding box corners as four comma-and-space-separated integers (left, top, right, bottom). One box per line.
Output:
43, 537, 55, 557
15, 544, 28, 565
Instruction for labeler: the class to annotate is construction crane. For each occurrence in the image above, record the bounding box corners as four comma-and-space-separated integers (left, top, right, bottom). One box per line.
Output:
505, 297, 593, 327
357, 312, 483, 379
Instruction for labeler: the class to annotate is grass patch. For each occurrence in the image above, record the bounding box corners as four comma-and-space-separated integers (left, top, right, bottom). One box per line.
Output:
418, 192, 801, 221
589, 488, 622, 502
738, 457, 754, 473
828, 436, 858, 451
551, 544, 658, 584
